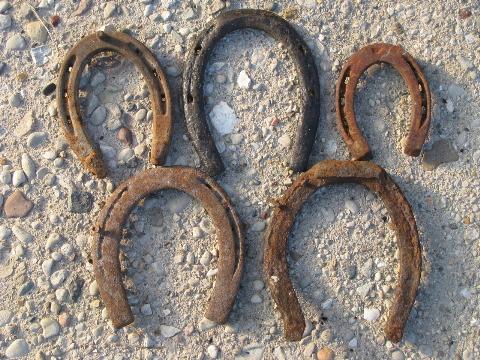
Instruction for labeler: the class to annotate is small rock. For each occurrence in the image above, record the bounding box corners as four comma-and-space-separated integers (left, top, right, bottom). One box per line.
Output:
9, 93, 22, 107
278, 134, 291, 148
42, 259, 55, 276
141, 304, 153, 316
253, 280, 264, 291
46, 233, 62, 249
15, 111, 35, 137
42, 82, 56, 96
348, 337, 358, 348
209, 101, 238, 135
230, 133, 243, 145
357, 282, 372, 298
26, 21, 48, 44
21, 153, 36, 179
160, 325, 180, 338
320, 329, 333, 342
117, 148, 134, 164
304, 343, 316, 358
166, 65, 181, 77
90, 106, 107, 125
40, 318, 60, 338
18, 281, 34, 296
207, 344, 219, 359
117, 127, 133, 146
252, 220, 266, 232
90, 72, 106, 87
103, 2, 116, 18
0, 13, 11, 30
6, 34, 26, 51
31, 45, 52, 66
251, 294, 262, 304
0, 309, 13, 326
198, 317, 217, 331
200, 251, 212, 266
237, 70, 251, 89
5, 339, 29, 358
183, 7, 195, 20
12, 225, 33, 243
135, 108, 147, 122
50, 269, 67, 288
391, 350, 405, 360
446, 99, 454, 113
422, 139, 459, 170
345, 199, 358, 214
4, 191, 33, 218
27, 132, 47, 147
317, 347, 335, 360
363, 308, 380, 321
68, 191, 93, 213
12, 170, 26, 186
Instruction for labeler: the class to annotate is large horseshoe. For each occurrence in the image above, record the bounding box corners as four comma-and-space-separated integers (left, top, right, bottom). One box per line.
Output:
263, 160, 421, 342
57, 31, 173, 178
92, 166, 245, 328
183, 9, 321, 177
335, 43, 431, 160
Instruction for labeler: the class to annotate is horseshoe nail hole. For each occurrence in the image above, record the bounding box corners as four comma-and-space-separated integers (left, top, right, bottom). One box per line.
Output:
194, 44, 202, 54
187, 93, 193, 103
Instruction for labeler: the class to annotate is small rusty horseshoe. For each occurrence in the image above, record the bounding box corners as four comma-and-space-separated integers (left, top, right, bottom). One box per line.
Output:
57, 31, 173, 178
92, 166, 244, 328
183, 9, 321, 177
263, 160, 421, 342
335, 43, 431, 160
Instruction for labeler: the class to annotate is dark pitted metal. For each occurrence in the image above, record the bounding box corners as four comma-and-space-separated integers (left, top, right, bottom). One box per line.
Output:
183, 9, 321, 177
335, 43, 431, 160
263, 160, 421, 342
57, 31, 173, 178
92, 166, 245, 328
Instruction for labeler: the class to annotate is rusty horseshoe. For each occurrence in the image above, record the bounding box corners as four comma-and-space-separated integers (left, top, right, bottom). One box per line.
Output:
183, 9, 321, 177
263, 160, 421, 342
335, 43, 431, 160
92, 166, 245, 328
57, 31, 173, 178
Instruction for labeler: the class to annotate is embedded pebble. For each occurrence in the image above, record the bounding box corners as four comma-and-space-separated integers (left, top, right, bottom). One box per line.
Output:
135, 108, 147, 122
237, 70, 251, 89
117, 127, 133, 146
46, 233, 62, 249
26, 21, 48, 43
42, 259, 55, 276
160, 325, 180, 338
50, 269, 68, 287
40, 318, 60, 338
316, 347, 335, 360
199, 317, 217, 331
207, 344, 219, 359
251, 294, 262, 304
6, 34, 26, 50
15, 111, 35, 137
345, 199, 359, 214
391, 350, 405, 360
278, 134, 291, 148
363, 308, 380, 321
251, 220, 266, 232
5, 339, 29, 358
0, 13, 11, 30
103, 2, 117, 18
209, 101, 238, 135
0, 309, 13, 326
4, 191, 33, 218
12, 170, 26, 186
11, 225, 33, 243
21, 153, 36, 179
90, 106, 107, 125
422, 139, 459, 170
141, 304, 153, 316
27, 132, 47, 147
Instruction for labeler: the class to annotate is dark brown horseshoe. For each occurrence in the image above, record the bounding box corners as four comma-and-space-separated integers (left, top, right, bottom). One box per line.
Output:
57, 31, 173, 178
183, 9, 321, 177
263, 160, 421, 342
335, 43, 431, 160
92, 166, 244, 328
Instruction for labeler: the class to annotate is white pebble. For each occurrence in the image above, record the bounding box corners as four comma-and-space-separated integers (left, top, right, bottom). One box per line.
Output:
135, 108, 147, 122
253, 280, 264, 291
200, 251, 212, 266
207, 344, 219, 359
198, 317, 217, 331
12, 170, 26, 186
363, 308, 381, 321
42, 259, 55, 276
5, 339, 29, 358
0, 309, 13, 326
251, 294, 262, 304
40, 318, 60, 338
209, 101, 238, 135
160, 324, 180, 338
46, 233, 62, 249
50, 269, 67, 288
345, 199, 359, 214
237, 70, 251, 89
21, 153, 36, 179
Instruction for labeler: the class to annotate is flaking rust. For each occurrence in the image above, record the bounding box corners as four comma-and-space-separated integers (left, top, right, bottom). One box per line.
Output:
183, 9, 321, 177
263, 160, 421, 343
335, 43, 431, 160
92, 167, 245, 328
57, 31, 173, 178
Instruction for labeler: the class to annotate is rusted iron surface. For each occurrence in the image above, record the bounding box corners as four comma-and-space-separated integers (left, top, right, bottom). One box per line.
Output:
263, 160, 421, 342
183, 9, 321, 177
335, 43, 431, 160
92, 166, 245, 328
57, 31, 173, 178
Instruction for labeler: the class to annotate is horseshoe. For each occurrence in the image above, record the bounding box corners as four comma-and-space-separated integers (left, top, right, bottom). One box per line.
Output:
263, 160, 421, 342
57, 31, 173, 178
335, 43, 431, 160
183, 9, 321, 177
92, 166, 244, 328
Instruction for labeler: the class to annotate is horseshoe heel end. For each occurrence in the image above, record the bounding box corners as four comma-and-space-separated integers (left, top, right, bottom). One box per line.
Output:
110, 307, 134, 329
350, 140, 372, 161
385, 322, 404, 343
83, 151, 107, 178
403, 132, 425, 157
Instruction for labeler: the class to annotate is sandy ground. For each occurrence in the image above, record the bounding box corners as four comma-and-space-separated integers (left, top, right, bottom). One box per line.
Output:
0, 0, 479, 359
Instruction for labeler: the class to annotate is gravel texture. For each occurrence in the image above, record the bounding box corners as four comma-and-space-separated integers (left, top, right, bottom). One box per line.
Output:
0, 0, 479, 359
